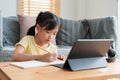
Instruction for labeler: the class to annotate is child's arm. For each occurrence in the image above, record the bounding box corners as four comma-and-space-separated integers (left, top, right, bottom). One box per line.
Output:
12, 45, 58, 62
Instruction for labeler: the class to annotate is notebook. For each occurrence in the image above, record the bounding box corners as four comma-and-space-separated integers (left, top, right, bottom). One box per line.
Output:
10, 60, 65, 69
54, 39, 113, 71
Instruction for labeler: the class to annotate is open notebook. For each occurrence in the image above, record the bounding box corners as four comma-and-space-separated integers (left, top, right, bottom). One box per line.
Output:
10, 60, 65, 69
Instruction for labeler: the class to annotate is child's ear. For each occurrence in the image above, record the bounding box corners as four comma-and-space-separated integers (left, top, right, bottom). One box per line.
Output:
35, 27, 38, 35
35, 24, 40, 35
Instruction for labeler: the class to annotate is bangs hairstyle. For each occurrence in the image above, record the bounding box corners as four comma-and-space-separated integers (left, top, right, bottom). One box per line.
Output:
36, 11, 60, 30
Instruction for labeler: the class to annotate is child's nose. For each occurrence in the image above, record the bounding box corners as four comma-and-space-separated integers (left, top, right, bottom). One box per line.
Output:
49, 34, 54, 39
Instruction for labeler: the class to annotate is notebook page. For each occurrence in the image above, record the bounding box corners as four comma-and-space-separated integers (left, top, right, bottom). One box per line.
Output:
10, 60, 65, 69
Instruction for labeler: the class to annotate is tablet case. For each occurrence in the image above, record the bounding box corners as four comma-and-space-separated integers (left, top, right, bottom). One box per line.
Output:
63, 57, 108, 71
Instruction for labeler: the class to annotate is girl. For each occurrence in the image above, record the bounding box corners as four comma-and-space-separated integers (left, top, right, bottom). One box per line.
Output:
12, 11, 66, 62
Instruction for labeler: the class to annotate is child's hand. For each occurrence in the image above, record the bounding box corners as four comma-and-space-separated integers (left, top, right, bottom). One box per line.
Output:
38, 53, 58, 62
57, 54, 66, 61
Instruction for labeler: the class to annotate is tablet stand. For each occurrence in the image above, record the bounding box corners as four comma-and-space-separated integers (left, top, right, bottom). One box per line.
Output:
63, 57, 108, 71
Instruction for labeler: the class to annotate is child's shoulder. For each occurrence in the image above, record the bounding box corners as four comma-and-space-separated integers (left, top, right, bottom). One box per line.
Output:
23, 35, 34, 38
22, 36, 34, 40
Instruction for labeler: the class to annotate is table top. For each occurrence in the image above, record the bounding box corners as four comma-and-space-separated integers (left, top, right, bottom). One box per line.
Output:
0, 60, 120, 80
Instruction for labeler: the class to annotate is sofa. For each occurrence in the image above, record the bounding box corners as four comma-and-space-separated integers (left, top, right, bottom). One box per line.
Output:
0, 14, 117, 61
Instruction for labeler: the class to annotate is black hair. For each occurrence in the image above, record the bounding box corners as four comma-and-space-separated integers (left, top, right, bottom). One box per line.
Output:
27, 11, 60, 36
27, 26, 35, 36
36, 11, 60, 30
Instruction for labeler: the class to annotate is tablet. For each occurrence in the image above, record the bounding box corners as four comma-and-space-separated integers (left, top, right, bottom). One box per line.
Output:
68, 39, 113, 59
55, 39, 113, 71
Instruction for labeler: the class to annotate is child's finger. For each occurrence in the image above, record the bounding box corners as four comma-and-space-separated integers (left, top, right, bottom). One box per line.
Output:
57, 54, 66, 60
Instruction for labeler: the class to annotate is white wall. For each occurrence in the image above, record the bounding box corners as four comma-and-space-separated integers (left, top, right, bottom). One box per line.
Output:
60, 0, 77, 20
60, 0, 118, 20
86, 0, 118, 19
60, 0, 87, 20
76, 0, 87, 19
0, 0, 118, 19
0, 0, 17, 17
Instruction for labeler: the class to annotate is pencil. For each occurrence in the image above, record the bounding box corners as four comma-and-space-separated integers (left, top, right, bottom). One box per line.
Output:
34, 43, 51, 53
40, 47, 51, 53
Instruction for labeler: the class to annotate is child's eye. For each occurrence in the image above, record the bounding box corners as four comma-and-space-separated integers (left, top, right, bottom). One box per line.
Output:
53, 33, 57, 35
46, 31, 50, 33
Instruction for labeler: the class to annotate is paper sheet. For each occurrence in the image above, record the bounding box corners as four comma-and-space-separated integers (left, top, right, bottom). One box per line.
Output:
10, 60, 65, 69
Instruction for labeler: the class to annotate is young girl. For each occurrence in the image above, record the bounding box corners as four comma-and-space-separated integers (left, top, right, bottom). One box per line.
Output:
12, 11, 66, 62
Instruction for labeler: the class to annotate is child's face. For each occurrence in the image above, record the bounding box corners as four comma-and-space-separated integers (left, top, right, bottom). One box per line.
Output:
37, 25, 59, 44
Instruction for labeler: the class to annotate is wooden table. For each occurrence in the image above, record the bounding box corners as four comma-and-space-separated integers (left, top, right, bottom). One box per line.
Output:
0, 60, 120, 80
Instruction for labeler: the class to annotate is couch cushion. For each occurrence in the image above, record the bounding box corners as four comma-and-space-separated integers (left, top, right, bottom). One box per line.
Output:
18, 15, 36, 39
3, 16, 20, 47
56, 18, 83, 46
87, 17, 117, 40
0, 47, 14, 61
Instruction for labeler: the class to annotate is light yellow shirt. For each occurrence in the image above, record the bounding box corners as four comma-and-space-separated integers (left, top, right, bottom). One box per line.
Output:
16, 36, 57, 55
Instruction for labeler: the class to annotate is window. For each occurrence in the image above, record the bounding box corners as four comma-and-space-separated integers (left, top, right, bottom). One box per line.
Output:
17, 0, 60, 16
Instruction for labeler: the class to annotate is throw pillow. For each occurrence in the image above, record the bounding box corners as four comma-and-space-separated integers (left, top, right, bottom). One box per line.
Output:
87, 17, 116, 39
3, 16, 20, 47
56, 18, 83, 46
18, 15, 36, 39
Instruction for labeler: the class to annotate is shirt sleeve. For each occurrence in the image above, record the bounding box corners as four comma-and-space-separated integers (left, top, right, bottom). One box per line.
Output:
15, 36, 29, 49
